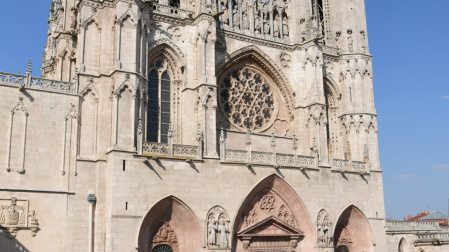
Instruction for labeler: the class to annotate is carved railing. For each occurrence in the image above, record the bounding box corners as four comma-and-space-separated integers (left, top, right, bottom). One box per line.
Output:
252, 151, 274, 165
333, 159, 367, 172
219, 129, 316, 169
173, 144, 198, 157
0, 72, 26, 86
417, 233, 449, 239
225, 149, 248, 163
147, 2, 194, 19
276, 153, 295, 166
224, 149, 316, 168
143, 142, 169, 156
385, 221, 441, 232
0, 71, 75, 94
30, 77, 75, 93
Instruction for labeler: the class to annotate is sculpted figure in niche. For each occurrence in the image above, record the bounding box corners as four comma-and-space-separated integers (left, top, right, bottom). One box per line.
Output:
273, 14, 280, 38
207, 214, 217, 246
70, 8, 77, 29
242, 10, 249, 30
347, 29, 353, 52
282, 17, 289, 38
317, 210, 332, 246
263, 13, 270, 35
221, 1, 229, 26
217, 216, 229, 247
205, 206, 230, 248
255, 14, 261, 34
233, 5, 240, 29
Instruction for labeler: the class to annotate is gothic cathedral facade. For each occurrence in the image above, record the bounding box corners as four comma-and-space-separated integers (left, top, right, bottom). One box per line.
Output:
0, 0, 387, 251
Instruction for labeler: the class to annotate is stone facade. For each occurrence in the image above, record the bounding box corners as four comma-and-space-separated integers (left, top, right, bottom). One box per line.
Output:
0, 0, 414, 251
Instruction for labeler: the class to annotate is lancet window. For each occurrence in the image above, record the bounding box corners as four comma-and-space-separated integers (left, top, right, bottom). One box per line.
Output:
147, 58, 171, 143
216, 0, 290, 42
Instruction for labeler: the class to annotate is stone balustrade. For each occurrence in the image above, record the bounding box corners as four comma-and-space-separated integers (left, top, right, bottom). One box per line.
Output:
143, 142, 201, 159
0, 71, 76, 94
333, 159, 368, 173
385, 221, 441, 232
147, 2, 194, 19
219, 128, 316, 168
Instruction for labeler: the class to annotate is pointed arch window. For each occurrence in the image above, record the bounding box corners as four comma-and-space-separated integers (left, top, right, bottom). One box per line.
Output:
147, 58, 171, 143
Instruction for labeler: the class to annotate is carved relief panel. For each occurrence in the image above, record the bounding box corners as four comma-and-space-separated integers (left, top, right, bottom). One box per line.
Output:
152, 221, 178, 252
316, 209, 332, 247
204, 206, 231, 249
0, 197, 40, 238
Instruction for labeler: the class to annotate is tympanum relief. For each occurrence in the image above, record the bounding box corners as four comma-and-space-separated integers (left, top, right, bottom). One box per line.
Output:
152, 221, 178, 251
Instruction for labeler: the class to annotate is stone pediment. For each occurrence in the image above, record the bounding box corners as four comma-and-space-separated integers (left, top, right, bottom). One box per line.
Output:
237, 216, 304, 237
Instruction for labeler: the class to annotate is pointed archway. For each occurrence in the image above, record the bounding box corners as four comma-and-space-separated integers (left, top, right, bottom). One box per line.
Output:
333, 205, 374, 252
137, 196, 202, 252
232, 174, 315, 251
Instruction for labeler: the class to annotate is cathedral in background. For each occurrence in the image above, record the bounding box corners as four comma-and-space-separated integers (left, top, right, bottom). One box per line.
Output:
0, 0, 447, 251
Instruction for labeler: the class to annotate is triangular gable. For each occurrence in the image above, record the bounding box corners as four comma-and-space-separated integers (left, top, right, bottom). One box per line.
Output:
237, 216, 304, 237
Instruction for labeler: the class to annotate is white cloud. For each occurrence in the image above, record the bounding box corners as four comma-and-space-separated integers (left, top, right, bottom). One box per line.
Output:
432, 163, 449, 174
442, 95, 449, 100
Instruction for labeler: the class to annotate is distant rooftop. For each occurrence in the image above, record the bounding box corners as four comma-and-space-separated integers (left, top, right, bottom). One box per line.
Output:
405, 211, 448, 226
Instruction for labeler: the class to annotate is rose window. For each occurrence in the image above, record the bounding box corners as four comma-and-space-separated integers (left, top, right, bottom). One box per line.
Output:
219, 67, 276, 131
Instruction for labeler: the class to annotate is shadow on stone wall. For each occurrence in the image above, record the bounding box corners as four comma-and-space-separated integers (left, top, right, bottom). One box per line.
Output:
0, 227, 31, 252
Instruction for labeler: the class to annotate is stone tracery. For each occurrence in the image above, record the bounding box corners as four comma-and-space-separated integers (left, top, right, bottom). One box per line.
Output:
219, 67, 276, 131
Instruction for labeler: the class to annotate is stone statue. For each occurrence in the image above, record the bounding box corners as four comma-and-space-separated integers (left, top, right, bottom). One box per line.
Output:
282, 18, 289, 38
255, 15, 261, 34
207, 217, 217, 246
217, 216, 228, 247
273, 14, 280, 38
221, 1, 229, 26
317, 210, 332, 246
70, 8, 77, 29
233, 5, 240, 29
243, 11, 249, 30
263, 13, 270, 35
347, 29, 353, 52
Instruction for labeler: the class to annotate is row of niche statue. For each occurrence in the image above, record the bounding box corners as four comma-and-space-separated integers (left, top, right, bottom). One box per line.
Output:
220, 1, 289, 38
207, 214, 229, 248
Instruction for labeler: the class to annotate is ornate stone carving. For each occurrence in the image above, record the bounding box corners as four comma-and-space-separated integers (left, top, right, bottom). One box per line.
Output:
152, 222, 178, 248
205, 206, 230, 249
218, 67, 277, 131
317, 209, 332, 246
259, 193, 276, 214
0, 197, 40, 238
347, 29, 353, 53
243, 189, 298, 230
280, 52, 292, 68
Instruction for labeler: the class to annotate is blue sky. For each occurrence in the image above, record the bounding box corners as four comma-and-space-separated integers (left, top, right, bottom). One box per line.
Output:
0, 1, 448, 220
